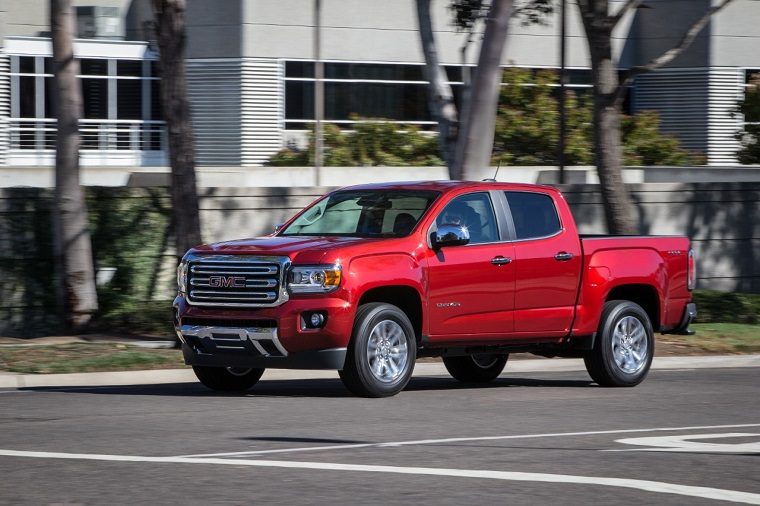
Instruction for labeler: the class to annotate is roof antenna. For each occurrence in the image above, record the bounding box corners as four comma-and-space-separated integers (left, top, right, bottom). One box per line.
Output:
482, 160, 500, 182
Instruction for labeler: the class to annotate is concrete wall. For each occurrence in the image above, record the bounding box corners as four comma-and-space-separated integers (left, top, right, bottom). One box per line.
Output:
7, 164, 760, 188
241, 0, 598, 67
186, 0, 243, 59
0, 0, 147, 39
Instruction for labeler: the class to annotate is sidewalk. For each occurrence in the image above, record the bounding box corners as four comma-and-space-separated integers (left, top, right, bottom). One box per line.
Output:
1, 354, 758, 389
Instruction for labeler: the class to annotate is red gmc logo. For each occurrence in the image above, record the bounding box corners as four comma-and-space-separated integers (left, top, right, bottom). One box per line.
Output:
208, 276, 246, 288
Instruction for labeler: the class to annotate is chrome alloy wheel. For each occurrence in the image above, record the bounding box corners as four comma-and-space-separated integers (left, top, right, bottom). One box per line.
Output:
611, 315, 649, 374
366, 319, 409, 383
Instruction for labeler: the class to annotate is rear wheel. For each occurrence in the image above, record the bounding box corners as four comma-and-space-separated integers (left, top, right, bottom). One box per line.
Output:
443, 353, 509, 383
192, 366, 265, 392
584, 300, 654, 387
339, 302, 416, 398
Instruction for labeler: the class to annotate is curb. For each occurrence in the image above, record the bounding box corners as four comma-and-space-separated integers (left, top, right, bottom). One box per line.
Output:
1, 354, 758, 390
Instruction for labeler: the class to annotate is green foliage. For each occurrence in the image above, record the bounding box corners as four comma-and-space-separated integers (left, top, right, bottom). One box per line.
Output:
267, 119, 444, 167
692, 290, 760, 325
86, 187, 175, 337
493, 67, 700, 167
622, 111, 701, 166
1, 187, 176, 338
493, 67, 592, 166
735, 76, 760, 164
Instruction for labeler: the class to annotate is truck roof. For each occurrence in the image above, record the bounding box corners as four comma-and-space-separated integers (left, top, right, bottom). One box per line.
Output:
337, 180, 560, 194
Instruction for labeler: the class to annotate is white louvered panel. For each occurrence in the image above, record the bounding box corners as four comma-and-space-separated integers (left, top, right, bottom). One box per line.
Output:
632, 68, 710, 154
240, 59, 283, 167
186, 60, 242, 166
0, 54, 9, 166
707, 68, 744, 166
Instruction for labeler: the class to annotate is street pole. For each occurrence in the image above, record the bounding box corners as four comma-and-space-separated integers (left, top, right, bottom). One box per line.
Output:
314, 0, 323, 186
558, 0, 567, 184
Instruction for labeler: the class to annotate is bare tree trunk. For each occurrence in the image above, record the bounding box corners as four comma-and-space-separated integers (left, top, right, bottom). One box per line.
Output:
452, 0, 514, 180
585, 23, 638, 234
152, 0, 202, 260
50, 0, 98, 331
416, 0, 458, 169
577, 0, 733, 234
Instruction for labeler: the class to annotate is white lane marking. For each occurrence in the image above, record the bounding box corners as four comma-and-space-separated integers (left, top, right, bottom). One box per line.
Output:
611, 433, 760, 454
0, 449, 758, 504
177, 422, 760, 458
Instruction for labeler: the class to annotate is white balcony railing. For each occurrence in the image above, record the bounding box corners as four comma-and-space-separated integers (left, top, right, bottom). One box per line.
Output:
9, 118, 166, 152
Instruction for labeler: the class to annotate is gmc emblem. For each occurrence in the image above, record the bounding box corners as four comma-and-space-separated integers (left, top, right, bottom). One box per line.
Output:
208, 276, 246, 288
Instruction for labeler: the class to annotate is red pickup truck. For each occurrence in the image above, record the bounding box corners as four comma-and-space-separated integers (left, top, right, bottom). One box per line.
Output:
174, 181, 696, 397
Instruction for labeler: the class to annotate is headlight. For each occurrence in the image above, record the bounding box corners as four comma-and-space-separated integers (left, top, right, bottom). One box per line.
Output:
288, 265, 341, 293
177, 260, 189, 294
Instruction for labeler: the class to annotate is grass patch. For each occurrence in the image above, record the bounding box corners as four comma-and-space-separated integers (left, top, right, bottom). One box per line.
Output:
659, 323, 760, 354
0, 343, 185, 374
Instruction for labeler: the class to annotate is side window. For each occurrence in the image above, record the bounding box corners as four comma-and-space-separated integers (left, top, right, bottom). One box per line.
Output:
436, 192, 498, 244
505, 192, 561, 240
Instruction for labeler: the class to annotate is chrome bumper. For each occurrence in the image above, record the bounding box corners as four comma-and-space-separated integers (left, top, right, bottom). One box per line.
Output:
179, 324, 288, 357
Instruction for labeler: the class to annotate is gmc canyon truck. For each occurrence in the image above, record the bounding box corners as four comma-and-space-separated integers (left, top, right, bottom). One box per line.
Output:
174, 181, 697, 397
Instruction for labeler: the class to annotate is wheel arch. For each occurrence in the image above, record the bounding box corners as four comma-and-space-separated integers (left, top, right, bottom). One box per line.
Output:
358, 285, 423, 344
605, 284, 661, 332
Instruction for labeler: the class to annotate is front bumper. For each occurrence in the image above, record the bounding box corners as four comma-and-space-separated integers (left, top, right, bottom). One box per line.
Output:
181, 341, 347, 370
173, 294, 354, 369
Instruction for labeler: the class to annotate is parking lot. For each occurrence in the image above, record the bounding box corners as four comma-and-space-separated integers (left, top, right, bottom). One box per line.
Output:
1, 365, 758, 505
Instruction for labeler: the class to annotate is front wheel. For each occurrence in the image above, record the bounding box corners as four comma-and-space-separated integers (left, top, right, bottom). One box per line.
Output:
443, 354, 509, 383
584, 300, 654, 387
193, 366, 265, 392
339, 303, 417, 398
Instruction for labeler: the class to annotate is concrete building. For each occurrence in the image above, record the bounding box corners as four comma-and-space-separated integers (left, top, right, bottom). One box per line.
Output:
0, 0, 758, 186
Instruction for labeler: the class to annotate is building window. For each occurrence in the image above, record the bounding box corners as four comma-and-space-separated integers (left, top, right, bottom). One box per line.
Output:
283, 61, 592, 131
9, 55, 163, 151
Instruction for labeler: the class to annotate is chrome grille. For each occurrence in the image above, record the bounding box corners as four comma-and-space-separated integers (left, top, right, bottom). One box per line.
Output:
186, 255, 289, 307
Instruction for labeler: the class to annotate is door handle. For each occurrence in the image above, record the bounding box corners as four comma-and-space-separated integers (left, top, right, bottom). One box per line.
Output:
491, 256, 512, 265
554, 251, 573, 262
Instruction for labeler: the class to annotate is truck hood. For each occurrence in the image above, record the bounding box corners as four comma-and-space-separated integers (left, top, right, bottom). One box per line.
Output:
190, 235, 381, 264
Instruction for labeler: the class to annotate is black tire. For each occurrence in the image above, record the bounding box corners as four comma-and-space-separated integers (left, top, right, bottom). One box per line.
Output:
443, 354, 509, 383
192, 366, 265, 392
584, 300, 654, 387
339, 302, 417, 398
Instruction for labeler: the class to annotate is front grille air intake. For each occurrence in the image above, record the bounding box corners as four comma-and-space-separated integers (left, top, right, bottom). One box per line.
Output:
186, 255, 290, 307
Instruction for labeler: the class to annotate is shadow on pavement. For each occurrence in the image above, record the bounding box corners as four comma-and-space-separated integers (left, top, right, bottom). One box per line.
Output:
21, 375, 594, 397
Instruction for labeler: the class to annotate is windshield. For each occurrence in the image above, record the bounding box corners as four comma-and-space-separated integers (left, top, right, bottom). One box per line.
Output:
281, 190, 440, 238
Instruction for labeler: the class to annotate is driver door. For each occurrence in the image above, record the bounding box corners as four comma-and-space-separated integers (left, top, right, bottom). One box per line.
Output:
426, 192, 516, 341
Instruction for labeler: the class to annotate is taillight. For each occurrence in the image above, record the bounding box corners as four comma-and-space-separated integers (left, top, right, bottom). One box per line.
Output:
687, 248, 696, 291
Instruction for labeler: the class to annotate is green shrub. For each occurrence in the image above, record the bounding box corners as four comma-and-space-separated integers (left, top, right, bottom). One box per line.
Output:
622, 111, 701, 166
692, 290, 760, 324
266, 120, 443, 167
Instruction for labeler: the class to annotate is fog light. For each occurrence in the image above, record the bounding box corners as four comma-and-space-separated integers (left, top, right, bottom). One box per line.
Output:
302, 311, 327, 330
310, 313, 324, 327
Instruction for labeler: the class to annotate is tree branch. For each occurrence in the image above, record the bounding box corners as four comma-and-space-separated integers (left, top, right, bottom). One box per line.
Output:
615, 0, 734, 104
611, 0, 642, 28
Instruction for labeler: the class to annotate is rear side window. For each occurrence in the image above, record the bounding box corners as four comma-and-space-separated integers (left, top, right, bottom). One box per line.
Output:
505, 192, 561, 240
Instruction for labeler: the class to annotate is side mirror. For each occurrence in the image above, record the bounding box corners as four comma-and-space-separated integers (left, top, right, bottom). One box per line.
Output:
274, 223, 285, 234
431, 224, 470, 249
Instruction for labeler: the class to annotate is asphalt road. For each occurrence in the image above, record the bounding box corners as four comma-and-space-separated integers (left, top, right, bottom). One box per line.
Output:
1, 366, 759, 505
